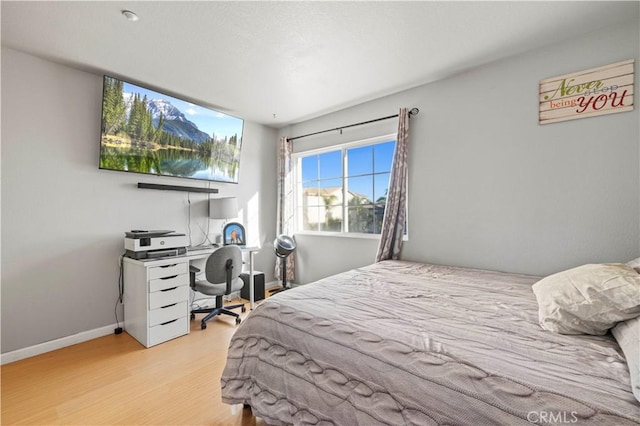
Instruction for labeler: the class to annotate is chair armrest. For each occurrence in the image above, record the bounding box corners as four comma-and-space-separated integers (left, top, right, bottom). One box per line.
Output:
189, 265, 201, 289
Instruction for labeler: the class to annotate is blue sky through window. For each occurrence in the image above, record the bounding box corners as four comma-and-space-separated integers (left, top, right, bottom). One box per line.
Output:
319, 151, 342, 180
300, 140, 395, 203
374, 142, 394, 173
348, 146, 373, 176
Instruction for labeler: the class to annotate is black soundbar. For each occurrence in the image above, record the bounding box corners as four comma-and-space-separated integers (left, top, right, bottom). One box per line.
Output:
137, 183, 219, 193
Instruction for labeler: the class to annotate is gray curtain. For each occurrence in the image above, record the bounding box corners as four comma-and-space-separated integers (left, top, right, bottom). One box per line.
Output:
375, 107, 409, 262
275, 136, 296, 282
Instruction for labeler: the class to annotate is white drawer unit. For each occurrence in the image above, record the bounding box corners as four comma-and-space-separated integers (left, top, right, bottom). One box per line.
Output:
149, 316, 189, 347
149, 262, 188, 280
149, 301, 188, 327
149, 285, 189, 310
123, 257, 190, 348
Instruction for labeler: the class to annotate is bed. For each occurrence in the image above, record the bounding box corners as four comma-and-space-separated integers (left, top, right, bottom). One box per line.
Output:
221, 260, 640, 425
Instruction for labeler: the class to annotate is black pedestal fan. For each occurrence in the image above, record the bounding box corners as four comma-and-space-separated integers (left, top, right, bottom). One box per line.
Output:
270, 234, 296, 295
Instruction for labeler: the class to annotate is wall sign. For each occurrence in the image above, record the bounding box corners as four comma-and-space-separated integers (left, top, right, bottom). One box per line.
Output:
539, 59, 634, 125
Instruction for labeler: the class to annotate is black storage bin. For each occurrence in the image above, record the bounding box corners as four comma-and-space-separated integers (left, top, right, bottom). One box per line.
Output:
240, 271, 265, 302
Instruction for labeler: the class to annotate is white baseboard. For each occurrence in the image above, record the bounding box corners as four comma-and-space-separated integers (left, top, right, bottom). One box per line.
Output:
265, 280, 280, 289
223, 281, 282, 302
5, 281, 290, 364
1, 323, 117, 365
269, 280, 300, 288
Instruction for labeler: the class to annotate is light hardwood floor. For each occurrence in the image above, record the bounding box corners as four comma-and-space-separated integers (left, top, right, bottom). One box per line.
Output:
1, 300, 267, 425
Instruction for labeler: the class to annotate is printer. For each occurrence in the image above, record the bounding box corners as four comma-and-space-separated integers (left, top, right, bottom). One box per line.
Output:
124, 230, 189, 260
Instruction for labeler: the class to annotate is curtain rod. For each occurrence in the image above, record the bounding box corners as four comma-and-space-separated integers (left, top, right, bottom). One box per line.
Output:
287, 107, 419, 142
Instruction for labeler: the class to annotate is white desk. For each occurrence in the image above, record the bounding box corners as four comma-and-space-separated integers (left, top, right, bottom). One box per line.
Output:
123, 246, 260, 348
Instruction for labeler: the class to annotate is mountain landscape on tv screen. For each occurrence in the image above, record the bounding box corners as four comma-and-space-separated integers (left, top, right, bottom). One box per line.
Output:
145, 98, 211, 144
100, 76, 243, 183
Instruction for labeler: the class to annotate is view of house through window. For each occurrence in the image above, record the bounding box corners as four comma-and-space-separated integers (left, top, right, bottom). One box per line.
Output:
295, 137, 396, 235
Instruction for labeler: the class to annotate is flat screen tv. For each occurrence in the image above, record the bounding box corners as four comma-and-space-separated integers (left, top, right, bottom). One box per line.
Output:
99, 75, 244, 183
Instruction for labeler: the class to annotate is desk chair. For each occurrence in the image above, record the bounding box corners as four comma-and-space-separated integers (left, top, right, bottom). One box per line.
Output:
190, 245, 246, 329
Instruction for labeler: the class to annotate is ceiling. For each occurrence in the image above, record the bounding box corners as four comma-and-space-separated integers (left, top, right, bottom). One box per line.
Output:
2, 1, 638, 127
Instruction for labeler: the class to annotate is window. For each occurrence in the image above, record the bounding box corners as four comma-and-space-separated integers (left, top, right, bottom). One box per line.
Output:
294, 135, 399, 236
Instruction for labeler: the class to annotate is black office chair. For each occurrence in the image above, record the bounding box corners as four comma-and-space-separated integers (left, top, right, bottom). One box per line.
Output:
190, 245, 246, 329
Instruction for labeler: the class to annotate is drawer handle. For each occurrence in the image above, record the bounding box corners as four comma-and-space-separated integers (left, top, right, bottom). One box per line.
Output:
160, 287, 178, 292
160, 275, 178, 280
160, 264, 177, 268
160, 303, 177, 309
160, 319, 178, 326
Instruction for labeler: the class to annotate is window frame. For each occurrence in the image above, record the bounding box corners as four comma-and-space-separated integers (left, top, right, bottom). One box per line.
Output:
293, 133, 408, 239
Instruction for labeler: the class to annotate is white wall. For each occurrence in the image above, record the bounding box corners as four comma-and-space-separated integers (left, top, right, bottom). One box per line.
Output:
1, 48, 278, 354
283, 19, 640, 284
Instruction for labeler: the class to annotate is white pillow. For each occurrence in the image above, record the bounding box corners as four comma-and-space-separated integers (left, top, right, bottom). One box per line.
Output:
626, 257, 640, 273
532, 263, 640, 335
612, 316, 640, 403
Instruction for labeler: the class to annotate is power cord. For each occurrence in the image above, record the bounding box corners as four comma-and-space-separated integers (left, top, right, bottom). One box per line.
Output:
114, 252, 126, 335
189, 191, 215, 247
187, 192, 193, 246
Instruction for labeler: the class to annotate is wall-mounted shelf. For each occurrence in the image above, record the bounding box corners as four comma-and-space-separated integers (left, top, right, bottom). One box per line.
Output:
137, 183, 219, 194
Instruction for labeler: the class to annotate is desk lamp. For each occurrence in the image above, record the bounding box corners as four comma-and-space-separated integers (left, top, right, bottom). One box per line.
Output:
209, 197, 238, 243
271, 234, 296, 295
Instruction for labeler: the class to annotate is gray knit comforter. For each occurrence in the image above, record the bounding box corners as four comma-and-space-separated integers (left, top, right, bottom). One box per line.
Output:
221, 260, 640, 425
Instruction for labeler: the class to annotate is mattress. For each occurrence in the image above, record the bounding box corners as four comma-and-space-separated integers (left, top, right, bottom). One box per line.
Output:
221, 260, 640, 425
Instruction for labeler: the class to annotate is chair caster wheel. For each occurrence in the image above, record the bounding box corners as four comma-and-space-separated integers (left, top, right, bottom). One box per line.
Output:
201, 323, 207, 330
235, 317, 241, 325
241, 306, 247, 313
191, 313, 195, 320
